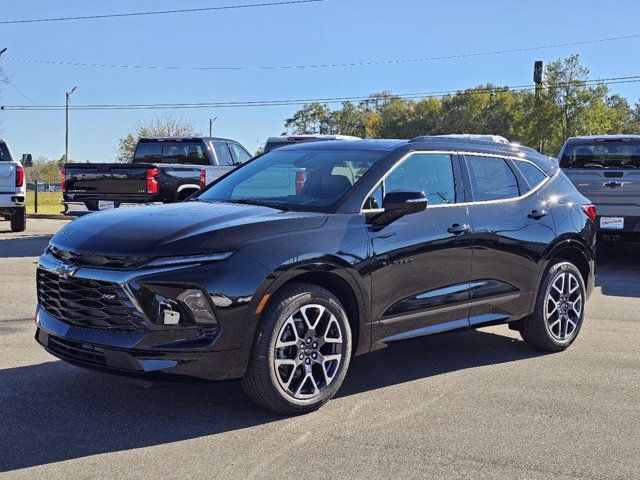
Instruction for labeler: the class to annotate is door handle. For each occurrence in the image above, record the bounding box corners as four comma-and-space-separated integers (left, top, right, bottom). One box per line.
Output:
447, 223, 470, 235
527, 209, 548, 220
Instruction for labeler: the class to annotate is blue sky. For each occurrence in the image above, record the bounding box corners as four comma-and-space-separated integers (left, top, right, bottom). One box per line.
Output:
2, 0, 640, 162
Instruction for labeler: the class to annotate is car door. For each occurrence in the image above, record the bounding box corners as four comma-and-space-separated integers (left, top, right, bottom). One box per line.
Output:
366, 152, 473, 344
462, 154, 556, 326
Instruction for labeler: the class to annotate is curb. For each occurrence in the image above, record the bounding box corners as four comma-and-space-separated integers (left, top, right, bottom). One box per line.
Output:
27, 214, 75, 220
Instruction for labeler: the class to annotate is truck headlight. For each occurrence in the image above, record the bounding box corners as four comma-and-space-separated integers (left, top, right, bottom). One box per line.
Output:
177, 289, 217, 325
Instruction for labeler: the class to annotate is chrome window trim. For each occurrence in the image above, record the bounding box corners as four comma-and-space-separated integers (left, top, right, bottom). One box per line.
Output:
360, 150, 456, 212
360, 149, 553, 213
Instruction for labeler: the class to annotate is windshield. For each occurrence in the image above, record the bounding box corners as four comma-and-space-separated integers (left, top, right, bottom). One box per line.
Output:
560, 140, 640, 169
198, 149, 383, 212
133, 141, 209, 166
0, 143, 11, 162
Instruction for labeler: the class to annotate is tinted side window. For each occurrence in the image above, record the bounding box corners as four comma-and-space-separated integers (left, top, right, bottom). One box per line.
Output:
163, 142, 209, 166
466, 156, 520, 201
230, 143, 252, 164
213, 142, 234, 166
515, 161, 547, 191
133, 142, 162, 163
0, 143, 11, 161
385, 153, 456, 205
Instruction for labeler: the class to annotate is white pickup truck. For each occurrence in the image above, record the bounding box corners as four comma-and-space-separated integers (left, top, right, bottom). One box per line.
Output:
0, 139, 26, 232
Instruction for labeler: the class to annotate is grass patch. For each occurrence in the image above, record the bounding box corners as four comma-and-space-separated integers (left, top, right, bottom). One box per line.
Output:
26, 191, 64, 215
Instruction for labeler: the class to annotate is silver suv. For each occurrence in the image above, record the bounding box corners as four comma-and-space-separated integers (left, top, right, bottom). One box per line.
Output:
262, 134, 361, 153
559, 135, 640, 245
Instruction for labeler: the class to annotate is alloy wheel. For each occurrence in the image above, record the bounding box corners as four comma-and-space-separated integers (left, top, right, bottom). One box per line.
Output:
544, 271, 583, 341
273, 304, 344, 400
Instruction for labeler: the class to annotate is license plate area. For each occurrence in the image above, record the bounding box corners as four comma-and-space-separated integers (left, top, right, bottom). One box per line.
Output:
98, 201, 116, 211
600, 217, 624, 230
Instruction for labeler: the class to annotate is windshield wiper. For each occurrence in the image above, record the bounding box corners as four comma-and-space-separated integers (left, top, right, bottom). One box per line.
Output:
230, 198, 292, 211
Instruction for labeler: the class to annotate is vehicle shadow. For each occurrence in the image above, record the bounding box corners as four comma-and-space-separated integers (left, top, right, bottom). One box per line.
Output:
596, 243, 640, 298
0, 329, 542, 472
0, 234, 52, 259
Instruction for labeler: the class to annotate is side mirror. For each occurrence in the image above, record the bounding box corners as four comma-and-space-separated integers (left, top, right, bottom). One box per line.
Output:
369, 190, 428, 226
21, 154, 33, 167
383, 190, 428, 215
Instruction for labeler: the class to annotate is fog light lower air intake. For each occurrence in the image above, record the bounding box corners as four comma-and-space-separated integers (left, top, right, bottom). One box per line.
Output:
177, 289, 218, 325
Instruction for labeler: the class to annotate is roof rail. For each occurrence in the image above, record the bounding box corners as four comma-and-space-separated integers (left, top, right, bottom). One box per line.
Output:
408, 136, 433, 143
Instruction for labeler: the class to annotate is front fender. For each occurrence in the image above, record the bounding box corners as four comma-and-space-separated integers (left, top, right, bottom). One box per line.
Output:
240, 256, 372, 358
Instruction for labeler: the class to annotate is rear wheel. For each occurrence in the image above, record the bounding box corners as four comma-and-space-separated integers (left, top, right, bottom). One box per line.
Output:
242, 283, 352, 415
10, 207, 26, 232
520, 261, 585, 352
83, 201, 99, 211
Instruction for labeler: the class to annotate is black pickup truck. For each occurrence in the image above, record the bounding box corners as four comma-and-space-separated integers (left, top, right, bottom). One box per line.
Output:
63, 137, 252, 215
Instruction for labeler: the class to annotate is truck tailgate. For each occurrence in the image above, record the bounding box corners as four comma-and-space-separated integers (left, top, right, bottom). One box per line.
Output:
564, 169, 640, 216
0, 163, 16, 192
65, 163, 149, 195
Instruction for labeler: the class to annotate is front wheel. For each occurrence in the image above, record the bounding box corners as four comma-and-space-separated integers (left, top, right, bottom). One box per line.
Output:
520, 261, 586, 352
242, 283, 352, 415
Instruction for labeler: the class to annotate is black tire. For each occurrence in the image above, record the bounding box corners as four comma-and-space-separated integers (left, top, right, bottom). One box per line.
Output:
242, 283, 352, 415
520, 260, 586, 352
10, 207, 26, 232
83, 201, 99, 211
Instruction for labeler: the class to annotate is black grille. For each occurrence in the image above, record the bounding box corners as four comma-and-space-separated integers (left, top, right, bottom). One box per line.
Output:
37, 269, 145, 330
47, 334, 107, 367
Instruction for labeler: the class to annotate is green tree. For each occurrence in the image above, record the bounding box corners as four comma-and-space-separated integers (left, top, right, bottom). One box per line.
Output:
25, 156, 64, 183
284, 103, 335, 135
283, 55, 639, 157
116, 114, 202, 162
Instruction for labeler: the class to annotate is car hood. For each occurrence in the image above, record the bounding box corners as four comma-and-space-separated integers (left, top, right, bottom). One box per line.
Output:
50, 201, 328, 258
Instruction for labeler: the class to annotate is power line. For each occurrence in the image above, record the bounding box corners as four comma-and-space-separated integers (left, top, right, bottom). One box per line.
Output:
0, 0, 323, 25
3, 76, 638, 112
3, 33, 640, 71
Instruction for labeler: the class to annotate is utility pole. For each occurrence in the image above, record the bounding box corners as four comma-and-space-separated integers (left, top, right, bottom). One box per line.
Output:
209, 116, 218, 137
533, 61, 544, 154
65, 87, 78, 162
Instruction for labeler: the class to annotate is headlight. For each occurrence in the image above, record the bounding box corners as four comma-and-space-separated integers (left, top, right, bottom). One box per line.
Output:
144, 252, 234, 268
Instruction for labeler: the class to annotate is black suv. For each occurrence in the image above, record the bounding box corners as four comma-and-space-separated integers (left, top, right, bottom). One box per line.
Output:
36, 137, 596, 414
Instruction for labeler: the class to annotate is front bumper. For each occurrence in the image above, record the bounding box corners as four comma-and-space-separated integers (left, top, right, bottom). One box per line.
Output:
34, 248, 269, 381
35, 307, 246, 380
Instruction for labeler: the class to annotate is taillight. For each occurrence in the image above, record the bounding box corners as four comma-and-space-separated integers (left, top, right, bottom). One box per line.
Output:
582, 204, 597, 221
146, 168, 159, 194
15, 165, 24, 188
61, 168, 66, 193
199, 169, 206, 189
295, 171, 308, 195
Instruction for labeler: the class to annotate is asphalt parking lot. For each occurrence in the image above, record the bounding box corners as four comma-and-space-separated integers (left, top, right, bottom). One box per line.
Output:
0, 219, 638, 479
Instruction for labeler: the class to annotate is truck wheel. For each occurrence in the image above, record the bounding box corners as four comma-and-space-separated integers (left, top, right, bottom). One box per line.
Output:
242, 283, 352, 415
10, 207, 26, 232
520, 261, 585, 352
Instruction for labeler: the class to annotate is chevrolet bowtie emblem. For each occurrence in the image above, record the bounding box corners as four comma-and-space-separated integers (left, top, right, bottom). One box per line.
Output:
55, 264, 78, 279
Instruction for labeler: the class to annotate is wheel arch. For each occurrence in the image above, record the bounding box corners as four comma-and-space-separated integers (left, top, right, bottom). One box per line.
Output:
545, 240, 592, 286
537, 238, 594, 301
244, 261, 370, 358
176, 184, 201, 201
